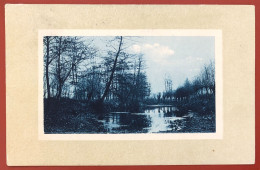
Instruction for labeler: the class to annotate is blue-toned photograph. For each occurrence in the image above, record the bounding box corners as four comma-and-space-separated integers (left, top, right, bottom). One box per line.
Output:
43, 36, 216, 134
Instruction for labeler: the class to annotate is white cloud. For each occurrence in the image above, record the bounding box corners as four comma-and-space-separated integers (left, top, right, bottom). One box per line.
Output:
130, 43, 174, 65
185, 56, 193, 61
185, 56, 204, 64
196, 57, 203, 61
142, 43, 174, 56
132, 44, 141, 53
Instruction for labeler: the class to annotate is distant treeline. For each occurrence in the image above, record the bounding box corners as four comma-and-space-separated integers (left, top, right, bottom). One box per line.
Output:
175, 61, 215, 101
144, 62, 215, 116
174, 62, 215, 115
43, 36, 150, 112
145, 62, 215, 104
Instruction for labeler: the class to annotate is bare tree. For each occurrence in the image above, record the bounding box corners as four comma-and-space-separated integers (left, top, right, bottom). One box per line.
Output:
43, 36, 55, 99
100, 36, 123, 103
47, 36, 95, 100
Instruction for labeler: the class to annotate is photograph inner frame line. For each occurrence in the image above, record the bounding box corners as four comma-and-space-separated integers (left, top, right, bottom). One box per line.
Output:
38, 29, 223, 140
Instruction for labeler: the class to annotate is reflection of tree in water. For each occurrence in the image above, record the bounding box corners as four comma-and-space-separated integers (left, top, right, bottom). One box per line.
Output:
103, 113, 151, 133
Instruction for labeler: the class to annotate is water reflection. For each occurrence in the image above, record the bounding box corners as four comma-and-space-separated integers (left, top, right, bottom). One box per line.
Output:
101, 106, 184, 133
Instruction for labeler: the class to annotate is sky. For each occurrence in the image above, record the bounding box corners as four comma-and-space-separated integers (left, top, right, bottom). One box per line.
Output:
89, 36, 215, 94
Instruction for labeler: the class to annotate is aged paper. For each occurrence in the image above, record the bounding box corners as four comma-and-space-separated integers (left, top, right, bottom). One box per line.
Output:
6, 5, 255, 165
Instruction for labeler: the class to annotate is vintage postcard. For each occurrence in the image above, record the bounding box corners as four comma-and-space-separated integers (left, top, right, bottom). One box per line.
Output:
6, 5, 254, 165
38, 29, 223, 140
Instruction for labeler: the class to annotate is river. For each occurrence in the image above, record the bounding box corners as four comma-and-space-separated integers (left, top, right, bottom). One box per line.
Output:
97, 106, 187, 133
45, 104, 216, 134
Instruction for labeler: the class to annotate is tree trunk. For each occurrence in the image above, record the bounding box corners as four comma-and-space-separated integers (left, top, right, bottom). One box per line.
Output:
100, 36, 123, 103
56, 37, 62, 100
45, 37, 51, 99
57, 83, 63, 100
135, 56, 142, 101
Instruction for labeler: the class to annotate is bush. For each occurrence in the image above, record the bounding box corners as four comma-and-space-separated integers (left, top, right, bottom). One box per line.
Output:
176, 95, 215, 116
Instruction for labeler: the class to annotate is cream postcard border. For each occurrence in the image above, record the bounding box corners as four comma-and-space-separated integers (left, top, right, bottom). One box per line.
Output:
38, 29, 223, 140
6, 5, 254, 165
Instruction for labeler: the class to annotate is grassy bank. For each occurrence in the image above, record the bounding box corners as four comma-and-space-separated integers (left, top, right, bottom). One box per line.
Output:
44, 98, 106, 133
173, 95, 216, 132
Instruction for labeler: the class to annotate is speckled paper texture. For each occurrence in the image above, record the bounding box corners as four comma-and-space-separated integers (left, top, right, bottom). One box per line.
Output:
6, 5, 255, 165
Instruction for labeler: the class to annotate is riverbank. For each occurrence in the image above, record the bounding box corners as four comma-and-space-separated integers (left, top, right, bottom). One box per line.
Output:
172, 112, 215, 133
175, 95, 215, 116
171, 95, 216, 132
44, 98, 105, 133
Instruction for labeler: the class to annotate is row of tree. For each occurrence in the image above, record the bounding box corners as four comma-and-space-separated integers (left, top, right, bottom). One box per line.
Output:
174, 61, 215, 101
144, 61, 215, 105
43, 36, 151, 110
